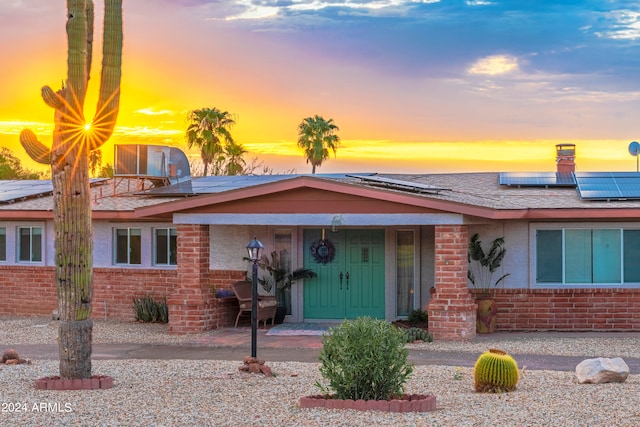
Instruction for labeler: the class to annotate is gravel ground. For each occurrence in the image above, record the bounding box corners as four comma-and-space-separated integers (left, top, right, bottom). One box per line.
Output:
2, 317, 640, 426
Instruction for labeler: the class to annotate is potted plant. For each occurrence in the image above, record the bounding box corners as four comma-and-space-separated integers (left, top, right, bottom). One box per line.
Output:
468, 233, 510, 334
257, 250, 317, 324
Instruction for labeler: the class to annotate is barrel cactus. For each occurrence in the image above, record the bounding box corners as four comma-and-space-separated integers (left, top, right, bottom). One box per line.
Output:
473, 348, 519, 393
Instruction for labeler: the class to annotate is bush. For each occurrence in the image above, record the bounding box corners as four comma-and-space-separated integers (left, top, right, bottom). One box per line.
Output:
316, 317, 414, 401
133, 295, 168, 323
407, 308, 429, 324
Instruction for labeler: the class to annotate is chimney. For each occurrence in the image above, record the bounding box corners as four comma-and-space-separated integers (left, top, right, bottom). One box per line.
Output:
556, 144, 576, 174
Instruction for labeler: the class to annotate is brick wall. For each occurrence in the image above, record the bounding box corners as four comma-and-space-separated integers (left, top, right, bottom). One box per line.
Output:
0, 266, 57, 316
428, 225, 477, 340
0, 266, 177, 320
0, 263, 245, 330
93, 268, 177, 319
483, 289, 640, 331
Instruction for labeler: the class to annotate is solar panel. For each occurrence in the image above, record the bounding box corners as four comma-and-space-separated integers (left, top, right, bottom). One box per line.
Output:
499, 172, 576, 187
575, 172, 640, 200
0, 179, 108, 204
142, 173, 368, 197
347, 174, 449, 194
0, 181, 53, 203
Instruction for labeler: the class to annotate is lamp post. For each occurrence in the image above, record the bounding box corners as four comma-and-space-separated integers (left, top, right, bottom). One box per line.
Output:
246, 236, 264, 358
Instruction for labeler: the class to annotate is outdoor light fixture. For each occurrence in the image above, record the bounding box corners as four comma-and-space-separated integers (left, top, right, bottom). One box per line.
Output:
245, 236, 264, 358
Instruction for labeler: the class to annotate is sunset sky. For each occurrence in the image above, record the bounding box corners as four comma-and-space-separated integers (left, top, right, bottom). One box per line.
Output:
1, 0, 639, 175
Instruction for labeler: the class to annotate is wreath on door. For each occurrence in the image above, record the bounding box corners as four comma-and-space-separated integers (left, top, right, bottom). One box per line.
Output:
310, 239, 336, 264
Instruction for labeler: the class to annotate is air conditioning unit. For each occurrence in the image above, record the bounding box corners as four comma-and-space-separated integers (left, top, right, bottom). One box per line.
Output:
114, 144, 190, 185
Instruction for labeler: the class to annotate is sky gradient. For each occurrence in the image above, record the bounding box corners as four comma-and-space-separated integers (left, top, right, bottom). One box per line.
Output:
1, 0, 639, 175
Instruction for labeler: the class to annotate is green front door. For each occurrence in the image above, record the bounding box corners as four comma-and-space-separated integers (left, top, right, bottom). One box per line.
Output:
303, 229, 385, 319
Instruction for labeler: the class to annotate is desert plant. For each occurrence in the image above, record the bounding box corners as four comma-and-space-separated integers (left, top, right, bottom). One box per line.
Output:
473, 348, 519, 393
468, 233, 510, 295
19, 0, 123, 380
256, 250, 316, 306
133, 296, 168, 323
402, 327, 433, 344
316, 317, 414, 401
407, 308, 429, 324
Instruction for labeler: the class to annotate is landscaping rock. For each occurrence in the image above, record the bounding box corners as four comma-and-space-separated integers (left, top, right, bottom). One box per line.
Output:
238, 355, 274, 376
576, 357, 629, 384
1, 348, 30, 365
2, 348, 19, 361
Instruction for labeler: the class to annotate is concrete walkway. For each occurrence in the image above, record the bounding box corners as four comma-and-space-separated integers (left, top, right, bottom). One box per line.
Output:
7, 328, 640, 372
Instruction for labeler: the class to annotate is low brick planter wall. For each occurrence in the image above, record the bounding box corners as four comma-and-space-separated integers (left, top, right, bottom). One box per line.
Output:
35, 375, 114, 390
299, 394, 436, 412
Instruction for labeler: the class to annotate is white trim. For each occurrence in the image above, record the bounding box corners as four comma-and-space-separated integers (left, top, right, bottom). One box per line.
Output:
174, 213, 463, 226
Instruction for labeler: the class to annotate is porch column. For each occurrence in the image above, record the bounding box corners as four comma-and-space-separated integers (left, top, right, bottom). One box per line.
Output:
168, 224, 210, 334
427, 225, 477, 340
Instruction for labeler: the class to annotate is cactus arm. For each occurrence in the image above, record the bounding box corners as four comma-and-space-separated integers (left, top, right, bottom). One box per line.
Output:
86, 0, 94, 83
19, 129, 52, 164
66, 0, 90, 116
88, 0, 122, 150
41, 86, 64, 109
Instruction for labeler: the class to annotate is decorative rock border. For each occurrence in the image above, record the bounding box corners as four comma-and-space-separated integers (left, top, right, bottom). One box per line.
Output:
35, 375, 114, 390
299, 394, 436, 412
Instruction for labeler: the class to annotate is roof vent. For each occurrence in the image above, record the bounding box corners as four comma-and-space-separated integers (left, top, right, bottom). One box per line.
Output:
556, 144, 576, 174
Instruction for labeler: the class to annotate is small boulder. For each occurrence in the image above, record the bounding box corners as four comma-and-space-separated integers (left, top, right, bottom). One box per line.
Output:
2, 349, 19, 362
1, 349, 31, 365
576, 357, 629, 384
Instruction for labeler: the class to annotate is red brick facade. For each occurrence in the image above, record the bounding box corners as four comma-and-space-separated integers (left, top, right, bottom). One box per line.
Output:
428, 225, 477, 340
4, 225, 640, 337
167, 224, 246, 334
0, 266, 176, 319
483, 288, 640, 331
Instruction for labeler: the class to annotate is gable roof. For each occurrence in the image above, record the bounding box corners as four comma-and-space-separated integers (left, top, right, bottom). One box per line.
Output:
1, 173, 640, 222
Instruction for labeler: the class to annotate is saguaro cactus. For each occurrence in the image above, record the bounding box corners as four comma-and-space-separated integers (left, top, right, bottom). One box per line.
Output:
19, 0, 122, 379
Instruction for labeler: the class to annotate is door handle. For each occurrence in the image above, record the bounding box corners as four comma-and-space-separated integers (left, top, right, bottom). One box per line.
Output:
345, 272, 350, 290
339, 272, 343, 290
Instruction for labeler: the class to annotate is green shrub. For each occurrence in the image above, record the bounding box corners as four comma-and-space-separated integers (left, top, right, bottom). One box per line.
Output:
402, 327, 433, 343
133, 295, 168, 323
407, 308, 429, 323
316, 317, 414, 401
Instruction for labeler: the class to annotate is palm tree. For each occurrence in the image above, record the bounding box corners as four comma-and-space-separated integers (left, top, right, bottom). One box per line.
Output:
89, 149, 102, 177
224, 141, 248, 175
185, 107, 235, 176
297, 115, 341, 174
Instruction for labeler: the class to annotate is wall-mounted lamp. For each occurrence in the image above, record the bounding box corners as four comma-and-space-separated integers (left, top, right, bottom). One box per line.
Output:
331, 215, 344, 233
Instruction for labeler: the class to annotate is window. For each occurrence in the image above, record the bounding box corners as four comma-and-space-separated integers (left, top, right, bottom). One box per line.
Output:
274, 230, 292, 314
154, 228, 177, 266
536, 227, 639, 285
18, 226, 42, 262
0, 227, 5, 261
396, 230, 415, 316
114, 228, 141, 265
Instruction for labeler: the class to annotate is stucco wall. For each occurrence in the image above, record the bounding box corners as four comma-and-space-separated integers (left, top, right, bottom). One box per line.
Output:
467, 221, 529, 290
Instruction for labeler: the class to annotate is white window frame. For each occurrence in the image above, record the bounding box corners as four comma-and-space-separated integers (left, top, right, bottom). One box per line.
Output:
0, 227, 6, 262
530, 222, 640, 288
17, 226, 43, 263
153, 227, 177, 266
113, 227, 142, 265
